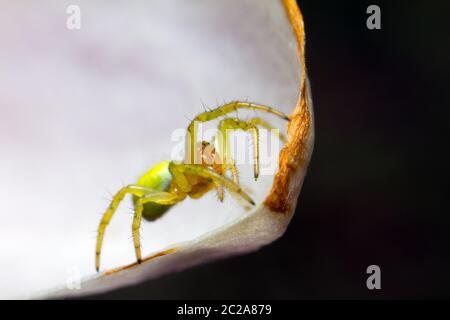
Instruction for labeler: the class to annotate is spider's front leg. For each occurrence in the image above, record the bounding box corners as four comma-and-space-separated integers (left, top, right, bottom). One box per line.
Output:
186, 101, 289, 164
218, 117, 287, 180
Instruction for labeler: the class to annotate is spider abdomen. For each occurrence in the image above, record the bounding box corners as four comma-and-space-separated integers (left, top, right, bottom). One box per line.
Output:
133, 161, 173, 221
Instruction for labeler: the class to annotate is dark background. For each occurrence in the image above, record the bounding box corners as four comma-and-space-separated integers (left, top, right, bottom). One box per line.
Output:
90, 0, 450, 299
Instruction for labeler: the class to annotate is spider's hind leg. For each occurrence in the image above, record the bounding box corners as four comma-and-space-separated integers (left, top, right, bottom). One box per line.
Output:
132, 191, 181, 263
96, 185, 156, 271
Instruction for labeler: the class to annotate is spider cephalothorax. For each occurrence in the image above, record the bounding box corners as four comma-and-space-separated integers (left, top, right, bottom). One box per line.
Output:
95, 101, 288, 271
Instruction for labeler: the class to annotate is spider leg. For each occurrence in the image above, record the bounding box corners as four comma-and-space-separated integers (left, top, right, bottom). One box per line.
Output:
132, 191, 181, 263
219, 117, 288, 180
96, 184, 158, 271
213, 128, 240, 185
219, 118, 260, 180
186, 101, 289, 164
247, 117, 288, 144
169, 162, 255, 205
225, 158, 239, 184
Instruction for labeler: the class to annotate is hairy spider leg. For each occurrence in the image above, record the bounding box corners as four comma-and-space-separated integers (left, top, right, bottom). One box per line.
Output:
224, 158, 239, 184
132, 191, 182, 263
219, 118, 259, 179
249, 117, 288, 144
96, 184, 167, 271
218, 117, 288, 180
186, 101, 289, 164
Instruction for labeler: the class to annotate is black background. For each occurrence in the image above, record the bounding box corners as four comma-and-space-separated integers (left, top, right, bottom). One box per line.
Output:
89, 0, 450, 299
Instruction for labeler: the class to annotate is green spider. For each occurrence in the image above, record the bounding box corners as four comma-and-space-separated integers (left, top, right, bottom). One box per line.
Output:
95, 101, 289, 271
